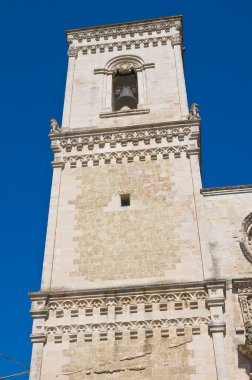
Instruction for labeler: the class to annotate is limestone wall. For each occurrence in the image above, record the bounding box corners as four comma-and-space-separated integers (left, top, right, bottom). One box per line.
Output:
51, 156, 203, 290
69, 44, 182, 129
203, 190, 252, 279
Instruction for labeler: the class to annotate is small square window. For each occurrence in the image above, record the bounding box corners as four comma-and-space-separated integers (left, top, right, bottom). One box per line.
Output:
120, 194, 130, 207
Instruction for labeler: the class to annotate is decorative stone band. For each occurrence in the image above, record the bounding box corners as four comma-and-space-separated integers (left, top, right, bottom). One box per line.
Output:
68, 36, 178, 56
55, 146, 197, 168
66, 19, 181, 45
44, 317, 210, 344
45, 290, 207, 320
50, 123, 199, 154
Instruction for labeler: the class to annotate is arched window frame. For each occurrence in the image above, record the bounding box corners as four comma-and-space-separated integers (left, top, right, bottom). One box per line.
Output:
94, 55, 154, 117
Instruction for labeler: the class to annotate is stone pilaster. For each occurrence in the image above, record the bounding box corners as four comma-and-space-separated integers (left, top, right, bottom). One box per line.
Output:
207, 283, 229, 380
61, 50, 77, 129
29, 296, 48, 380
40, 166, 62, 290
171, 35, 188, 118
187, 149, 215, 279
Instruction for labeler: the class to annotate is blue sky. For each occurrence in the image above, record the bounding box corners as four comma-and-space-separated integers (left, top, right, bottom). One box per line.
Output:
0, 0, 251, 377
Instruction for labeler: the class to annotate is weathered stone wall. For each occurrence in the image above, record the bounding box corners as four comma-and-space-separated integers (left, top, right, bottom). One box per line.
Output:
41, 331, 216, 380
51, 156, 203, 290
203, 191, 252, 279
69, 44, 182, 129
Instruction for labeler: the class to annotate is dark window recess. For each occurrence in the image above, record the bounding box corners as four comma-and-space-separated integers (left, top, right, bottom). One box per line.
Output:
113, 69, 138, 111
120, 194, 130, 207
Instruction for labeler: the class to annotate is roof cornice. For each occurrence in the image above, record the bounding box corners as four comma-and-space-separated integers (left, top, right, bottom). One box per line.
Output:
65, 15, 182, 35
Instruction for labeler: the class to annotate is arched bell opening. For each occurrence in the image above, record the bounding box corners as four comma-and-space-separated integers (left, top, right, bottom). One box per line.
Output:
113, 69, 138, 111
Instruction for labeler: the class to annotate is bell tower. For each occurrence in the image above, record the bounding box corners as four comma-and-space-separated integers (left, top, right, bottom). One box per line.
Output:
29, 16, 252, 380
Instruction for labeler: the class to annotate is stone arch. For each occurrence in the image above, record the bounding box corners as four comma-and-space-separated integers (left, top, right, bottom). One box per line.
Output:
105, 54, 145, 71
239, 212, 252, 263
95, 54, 154, 113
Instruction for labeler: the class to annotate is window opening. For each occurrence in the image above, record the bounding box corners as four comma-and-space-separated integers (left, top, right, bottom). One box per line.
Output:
113, 69, 138, 111
120, 194, 130, 207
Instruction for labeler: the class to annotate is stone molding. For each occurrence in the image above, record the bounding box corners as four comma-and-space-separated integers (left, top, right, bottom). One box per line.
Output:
66, 17, 181, 45
49, 122, 200, 168
51, 123, 198, 152
208, 322, 226, 334
45, 288, 208, 316
94, 63, 155, 75
100, 108, 150, 118
44, 317, 209, 344
201, 184, 252, 196
59, 145, 192, 168
29, 281, 227, 343
30, 334, 47, 344
68, 36, 176, 56
239, 212, 252, 264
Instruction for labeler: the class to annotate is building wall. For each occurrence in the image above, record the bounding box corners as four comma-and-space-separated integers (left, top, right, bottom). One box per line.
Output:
29, 16, 252, 380
202, 191, 252, 279
51, 157, 203, 290
69, 44, 182, 129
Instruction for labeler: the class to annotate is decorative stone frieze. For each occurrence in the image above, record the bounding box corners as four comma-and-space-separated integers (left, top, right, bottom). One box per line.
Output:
30, 283, 217, 344
66, 18, 181, 45
45, 317, 210, 344
58, 146, 190, 168
49, 121, 200, 168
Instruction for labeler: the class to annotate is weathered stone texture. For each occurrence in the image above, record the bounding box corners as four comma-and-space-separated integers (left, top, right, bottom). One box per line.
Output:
203, 193, 252, 279
51, 158, 203, 290
29, 15, 252, 380
40, 332, 217, 379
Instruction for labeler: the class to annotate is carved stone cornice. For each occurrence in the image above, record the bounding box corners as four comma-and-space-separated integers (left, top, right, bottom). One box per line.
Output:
49, 122, 200, 168
30, 282, 210, 322
66, 17, 182, 45
45, 317, 210, 344
57, 145, 190, 168
68, 36, 174, 56
49, 121, 200, 168
50, 123, 199, 151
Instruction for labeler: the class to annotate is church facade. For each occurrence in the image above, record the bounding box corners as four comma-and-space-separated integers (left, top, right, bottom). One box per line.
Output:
29, 16, 252, 379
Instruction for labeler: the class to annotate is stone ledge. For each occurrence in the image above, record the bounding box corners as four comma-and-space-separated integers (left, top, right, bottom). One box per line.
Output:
201, 184, 252, 196
208, 322, 226, 334
100, 108, 150, 118
29, 279, 226, 301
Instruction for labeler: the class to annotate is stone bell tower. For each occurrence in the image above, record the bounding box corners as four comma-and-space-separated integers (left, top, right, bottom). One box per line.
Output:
29, 16, 252, 380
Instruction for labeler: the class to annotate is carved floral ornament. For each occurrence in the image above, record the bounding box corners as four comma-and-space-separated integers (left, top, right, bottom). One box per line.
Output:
67, 35, 181, 57
239, 212, 252, 263
66, 20, 181, 44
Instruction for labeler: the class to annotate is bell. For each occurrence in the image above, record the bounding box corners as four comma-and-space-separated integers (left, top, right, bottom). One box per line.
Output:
115, 86, 137, 110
